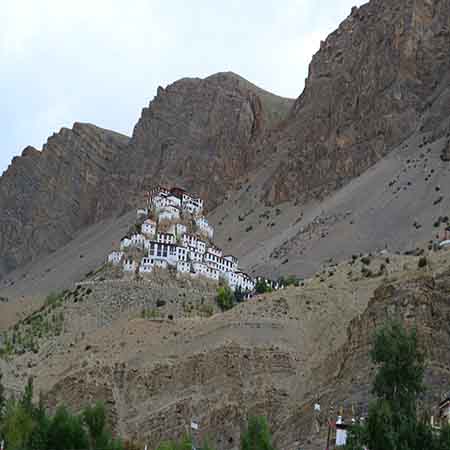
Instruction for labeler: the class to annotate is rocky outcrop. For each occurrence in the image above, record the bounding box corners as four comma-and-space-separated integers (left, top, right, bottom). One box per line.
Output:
279, 269, 450, 449
0, 124, 129, 279
46, 344, 295, 449
108, 72, 293, 211
264, 0, 450, 203
0, 74, 293, 280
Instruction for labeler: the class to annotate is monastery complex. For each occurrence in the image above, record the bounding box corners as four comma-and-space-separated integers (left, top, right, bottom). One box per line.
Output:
107, 186, 255, 293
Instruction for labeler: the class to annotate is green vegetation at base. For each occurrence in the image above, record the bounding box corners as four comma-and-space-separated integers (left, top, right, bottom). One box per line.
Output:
0, 288, 92, 359
241, 416, 275, 450
141, 307, 161, 319
216, 285, 249, 311
255, 279, 273, 294
0, 376, 122, 450
346, 321, 450, 450
216, 285, 235, 311
157, 416, 276, 450
0, 372, 276, 450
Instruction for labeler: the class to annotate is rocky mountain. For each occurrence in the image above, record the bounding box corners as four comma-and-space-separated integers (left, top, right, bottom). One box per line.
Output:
2, 0, 450, 291
0, 124, 129, 280
277, 259, 450, 450
3, 0, 450, 285
102, 72, 294, 213
3, 0, 450, 448
263, 0, 450, 204
0, 73, 293, 282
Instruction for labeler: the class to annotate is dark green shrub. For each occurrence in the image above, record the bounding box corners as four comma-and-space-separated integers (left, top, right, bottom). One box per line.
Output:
418, 257, 427, 268
361, 256, 371, 265
216, 286, 234, 311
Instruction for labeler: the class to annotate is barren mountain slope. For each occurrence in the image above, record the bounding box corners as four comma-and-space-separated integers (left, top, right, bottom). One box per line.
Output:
3, 126, 449, 303
263, 0, 450, 204
0, 252, 392, 448
210, 127, 450, 278
206, 0, 450, 278
0, 123, 129, 280
0, 210, 135, 314
276, 252, 450, 450
0, 73, 293, 282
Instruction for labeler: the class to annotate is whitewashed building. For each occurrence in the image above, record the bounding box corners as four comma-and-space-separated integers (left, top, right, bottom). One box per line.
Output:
154, 259, 168, 269
123, 258, 137, 272
139, 257, 154, 273
142, 219, 156, 237
207, 246, 222, 258
236, 272, 255, 291
166, 194, 182, 208
181, 192, 204, 215
168, 223, 187, 238
108, 251, 124, 265
152, 193, 168, 211
157, 232, 176, 245
137, 208, 148, 218
182, 234, 197, 249
130, 234, 146, 248
177, 261, 191, 274
190, 250, 204, 263
195, 216, 214, 239
196, 240, 207, 254
335, 417, 348, 447
224, 255, 238, 271
193, 262, 219, 281
120, 237, 132, 250
177, 223, 187, 237
159, 206, 180, 221
147, 241, 179, 266
113, 186, 255, 295
204, 254, 234, 273
148, 241, 169, 259
177, 246, 188, 262
225, 271, 255, 292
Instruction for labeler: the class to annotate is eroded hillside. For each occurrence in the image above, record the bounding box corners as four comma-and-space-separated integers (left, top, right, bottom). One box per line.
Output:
3, 249, 450, 449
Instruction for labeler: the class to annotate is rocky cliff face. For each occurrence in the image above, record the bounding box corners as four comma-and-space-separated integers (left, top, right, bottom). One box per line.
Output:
0, 73, 293, 280
107, 72, 294, 211
264, 0, 450, 204
0, 124, 129, 279
278, 268, 450, 449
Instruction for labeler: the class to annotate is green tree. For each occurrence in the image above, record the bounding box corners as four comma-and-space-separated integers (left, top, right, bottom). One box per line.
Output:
234, 286, 246, 303
2, 399, 35, 450
47, 405, 88, 450
437, 425, 450, 450
157, 435, 192, 450
216, 286, 234, 311
255, 280, 272, 294
28, 394, 51, 450
83, 402, 107, 450
241, 416, 275, 450
346, 321, 428, 450
20, 377, 35, 417
0, 371, 5, 422
371, 322, 424, 416
83, 401, 121, 450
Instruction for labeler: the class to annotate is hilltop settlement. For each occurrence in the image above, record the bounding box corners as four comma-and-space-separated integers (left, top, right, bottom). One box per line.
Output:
107, 186, 256, 293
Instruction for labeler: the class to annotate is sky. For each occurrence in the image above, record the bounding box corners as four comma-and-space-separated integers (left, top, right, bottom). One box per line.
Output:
0, 0, 366, 174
